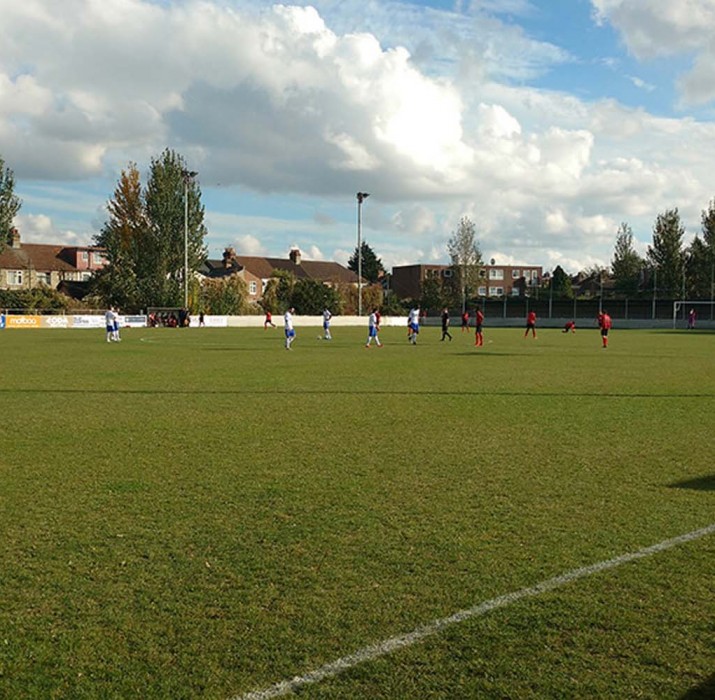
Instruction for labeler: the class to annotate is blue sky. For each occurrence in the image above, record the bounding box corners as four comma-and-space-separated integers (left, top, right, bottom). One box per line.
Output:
2, 0, 715, 273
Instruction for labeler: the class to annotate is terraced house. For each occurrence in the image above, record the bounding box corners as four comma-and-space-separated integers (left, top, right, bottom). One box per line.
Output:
0, 228, 108, 291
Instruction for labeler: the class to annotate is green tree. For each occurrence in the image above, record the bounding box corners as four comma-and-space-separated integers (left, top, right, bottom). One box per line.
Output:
611, 222, 643, 297
262, 269, 296, 313
347, 241, 385, 283
143, 149, 207, 307
92, 164, 146, 309
701, 199, 715, 300
290, 278, 342, 315
0, 155, 22, 253
647, 208, 685, 298
447, 216, 483, 312
686, 235, 711, 299
199, 276, 251, 315
551, 265, 573, 299
419, 276, 445, 313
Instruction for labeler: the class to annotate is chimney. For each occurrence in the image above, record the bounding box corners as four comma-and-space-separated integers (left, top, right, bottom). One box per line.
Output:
9, 227, 20, 249
289, 248, 301, 265
222, 247, 237, 268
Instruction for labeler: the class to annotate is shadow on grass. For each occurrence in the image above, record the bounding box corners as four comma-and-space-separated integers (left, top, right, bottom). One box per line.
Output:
668, 474, 715, 491
680, 673, 715, 699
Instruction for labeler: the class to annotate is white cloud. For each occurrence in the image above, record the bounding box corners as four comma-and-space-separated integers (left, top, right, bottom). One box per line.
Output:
591, 0, 715, 105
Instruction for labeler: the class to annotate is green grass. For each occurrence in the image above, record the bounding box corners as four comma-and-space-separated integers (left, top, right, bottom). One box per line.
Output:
1, 325, 714, 699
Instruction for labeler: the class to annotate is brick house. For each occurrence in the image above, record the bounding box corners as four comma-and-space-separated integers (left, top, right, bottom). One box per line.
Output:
0, 228, 108, 291
201, 247, 360, 302
391, 262, 543, 300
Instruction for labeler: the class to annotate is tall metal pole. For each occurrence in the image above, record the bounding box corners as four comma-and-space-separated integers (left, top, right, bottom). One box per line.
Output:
356, 192, 369, 316
548, 271, 553, 318
182, 170, 197, 310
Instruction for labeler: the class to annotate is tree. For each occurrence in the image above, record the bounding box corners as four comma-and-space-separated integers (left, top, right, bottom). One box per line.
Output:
0, 155, 22, 254
93, 151, 208, 311
263, 269, 296, 312
347, 241, 385, 283
290, 278, 342, 315
647, 208, 685, 298
611, 222, 643, 297
199, 276, 251, 315
92, 163, 146, 309
143, 149, 207, 307
551, 265, 573, 299
419, 276, 445, 313
701, 199, 715, 300
686, 235, 711, 299
447, 216, 483, 312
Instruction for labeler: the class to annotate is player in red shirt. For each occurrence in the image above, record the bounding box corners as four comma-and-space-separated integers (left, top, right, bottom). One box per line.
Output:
562, 320, 576, 333
524, 310, 537, 338
474, 307, 485, 346
599, 310, 612, 348
461, 310, 470, 332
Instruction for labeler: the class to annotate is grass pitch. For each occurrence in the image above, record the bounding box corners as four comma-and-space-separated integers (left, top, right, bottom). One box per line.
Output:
1, 325, 713, 699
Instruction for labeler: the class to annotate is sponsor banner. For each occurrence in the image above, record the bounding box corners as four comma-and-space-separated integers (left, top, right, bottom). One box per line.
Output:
122, 315, 148, 328
0, 314, 5, 330
72, 315, 106, 329
5, 315, 43, 329
189, 315, 228, 327
43, 315, 70, 329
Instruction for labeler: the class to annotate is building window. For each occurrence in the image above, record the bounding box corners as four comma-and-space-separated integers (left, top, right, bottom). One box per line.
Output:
8, 270, 23, 285
80, 251, 89, 262
81, 272, 92, 281
37, 272, 51, 286
489, 268, 504, 280
442, 269, 453, 278
489, 286, 504, 296
511, 286, 520, 296
512, 269, 520, 278
262, 279, 268, 291
249, 281, 257, 295
478, 286, 487, 296
523, 270, 532, 281
92, 252, 104, 265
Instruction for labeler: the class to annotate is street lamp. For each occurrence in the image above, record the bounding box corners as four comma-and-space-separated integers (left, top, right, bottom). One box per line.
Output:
182, 169, 198, 309
356, 192, 369, 316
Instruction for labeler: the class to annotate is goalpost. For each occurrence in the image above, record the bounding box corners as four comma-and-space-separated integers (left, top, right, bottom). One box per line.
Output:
672, 300, 715, 328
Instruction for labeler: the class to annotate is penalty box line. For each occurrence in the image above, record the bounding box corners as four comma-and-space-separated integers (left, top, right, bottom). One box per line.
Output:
233, 523, 715, 700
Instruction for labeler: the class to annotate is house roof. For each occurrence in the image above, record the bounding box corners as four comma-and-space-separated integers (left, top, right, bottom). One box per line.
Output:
234, 256, 360, 284
0, 243, 77, 272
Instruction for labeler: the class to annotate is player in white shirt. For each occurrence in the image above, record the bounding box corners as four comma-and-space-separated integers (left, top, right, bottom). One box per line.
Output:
322, 308, 332, 340
284, 307, 296, 349
407, 304, 420, 344
365, 308, 382, 347
105, 307, 116, 342
112, 308, 121, 342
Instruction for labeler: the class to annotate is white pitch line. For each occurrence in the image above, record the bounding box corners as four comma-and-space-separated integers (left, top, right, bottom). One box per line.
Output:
233, 523, 715, 700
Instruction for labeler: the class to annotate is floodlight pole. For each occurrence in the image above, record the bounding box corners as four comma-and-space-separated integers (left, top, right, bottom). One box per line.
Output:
182, 169, 198, 309
356, 192, 369, 316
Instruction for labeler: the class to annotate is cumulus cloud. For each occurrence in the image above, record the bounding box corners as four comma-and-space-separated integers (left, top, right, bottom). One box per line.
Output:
591, 0, 715, 105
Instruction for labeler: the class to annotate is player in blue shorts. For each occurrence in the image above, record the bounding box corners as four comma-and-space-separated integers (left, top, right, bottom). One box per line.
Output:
365, 308, 382, 347
284, 307, 296, 349
407, 304, 420, 344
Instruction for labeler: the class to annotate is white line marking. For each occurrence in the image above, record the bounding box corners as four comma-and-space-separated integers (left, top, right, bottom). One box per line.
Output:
233, 523, 715, 700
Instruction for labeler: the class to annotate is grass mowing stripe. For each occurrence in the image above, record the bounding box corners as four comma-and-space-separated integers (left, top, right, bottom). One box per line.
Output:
234, 523, 715, 700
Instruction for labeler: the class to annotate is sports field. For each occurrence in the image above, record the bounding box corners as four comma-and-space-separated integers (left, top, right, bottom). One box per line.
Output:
1, 324, 713, 699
